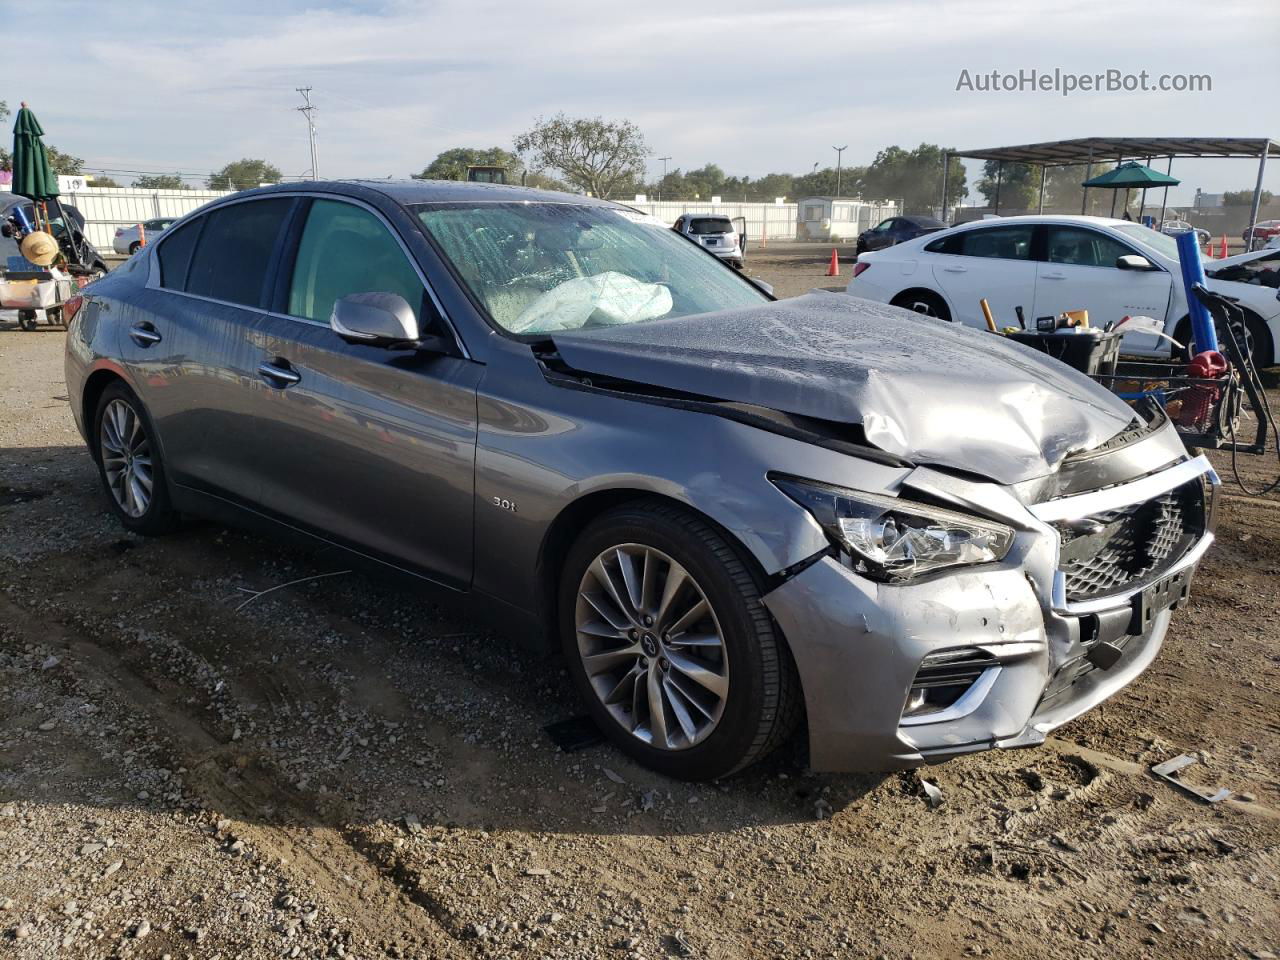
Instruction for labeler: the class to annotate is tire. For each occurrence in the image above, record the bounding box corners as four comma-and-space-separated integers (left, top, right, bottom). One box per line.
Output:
891, 289, 951, 322
1175, 313, 1274, 370
93, 382, 178, 535
128, 242, 141, 255
18, 311, 38, 331
559, 500, 800, 780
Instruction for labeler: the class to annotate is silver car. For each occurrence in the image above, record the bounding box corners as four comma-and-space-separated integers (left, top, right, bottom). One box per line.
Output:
673, 214, 745, 268
113, 217, 175, 256
64, 180, 1216, 779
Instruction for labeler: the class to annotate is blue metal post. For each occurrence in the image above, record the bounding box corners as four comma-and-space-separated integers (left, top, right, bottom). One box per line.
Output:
1175, 229, 1216, 353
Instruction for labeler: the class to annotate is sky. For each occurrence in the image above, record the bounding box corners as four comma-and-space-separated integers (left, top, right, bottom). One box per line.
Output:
3, 0, 1278, 206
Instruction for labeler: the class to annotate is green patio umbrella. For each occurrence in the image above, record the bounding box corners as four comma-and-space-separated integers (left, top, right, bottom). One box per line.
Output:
10, 102, 59, 202
1082, 161, 1181, 219
9, 102, 87, 266
1081, 161, 1180, 190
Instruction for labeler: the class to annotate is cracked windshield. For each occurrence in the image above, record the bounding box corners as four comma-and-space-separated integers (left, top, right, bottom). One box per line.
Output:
413, 202, 767, 334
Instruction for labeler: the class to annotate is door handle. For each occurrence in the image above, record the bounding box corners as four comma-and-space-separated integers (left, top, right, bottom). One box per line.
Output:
942, 265, 967, 273
128, 322, 162, 347
1041, 272, 1068, 280
258, 360, 301, 387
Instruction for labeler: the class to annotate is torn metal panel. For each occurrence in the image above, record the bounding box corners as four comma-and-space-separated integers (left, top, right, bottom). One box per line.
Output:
551, 292, 1135, 485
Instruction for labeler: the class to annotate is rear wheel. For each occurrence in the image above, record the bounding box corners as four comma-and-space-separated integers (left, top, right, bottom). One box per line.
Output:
128, 241, 141, 255
93, 382, 178, 535
891, 289, 951, 322
560, 501, 800, 780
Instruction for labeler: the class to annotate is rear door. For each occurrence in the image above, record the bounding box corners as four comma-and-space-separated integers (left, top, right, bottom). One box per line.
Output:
245, 196, 481, 587
1034, 225, 1172, 353
927, 223, 1038, 328
126, 197, 298, 501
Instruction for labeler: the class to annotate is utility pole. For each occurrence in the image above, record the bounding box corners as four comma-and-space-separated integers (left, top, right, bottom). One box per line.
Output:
296, 87, 319, 180
833, 145, 847, 197
657, 156, 671, 202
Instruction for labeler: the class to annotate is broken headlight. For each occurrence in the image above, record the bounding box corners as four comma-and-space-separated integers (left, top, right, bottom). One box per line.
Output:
772, 476, 1014, 581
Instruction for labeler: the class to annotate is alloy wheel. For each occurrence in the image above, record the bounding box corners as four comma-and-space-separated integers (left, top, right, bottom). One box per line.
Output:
575, 544, 729, 750
99, 399, 153, 518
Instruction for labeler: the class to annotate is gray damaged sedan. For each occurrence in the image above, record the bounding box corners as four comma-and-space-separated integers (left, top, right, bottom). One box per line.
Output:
64, 181, 1217, 780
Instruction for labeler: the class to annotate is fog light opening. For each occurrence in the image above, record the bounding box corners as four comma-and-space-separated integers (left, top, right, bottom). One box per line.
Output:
901, 648, 1001, 724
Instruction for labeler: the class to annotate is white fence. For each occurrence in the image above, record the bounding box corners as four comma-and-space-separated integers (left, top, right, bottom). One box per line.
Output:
623, 200, 800, 242
62, 187, 232, 250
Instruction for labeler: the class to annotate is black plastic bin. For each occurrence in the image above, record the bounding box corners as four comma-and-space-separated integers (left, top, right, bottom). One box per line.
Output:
1006, 329, 1121, 377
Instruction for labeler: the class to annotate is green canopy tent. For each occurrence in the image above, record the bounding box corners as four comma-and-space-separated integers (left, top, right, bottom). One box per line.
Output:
10, 102, 87, 266
1081, 161, 1181, 220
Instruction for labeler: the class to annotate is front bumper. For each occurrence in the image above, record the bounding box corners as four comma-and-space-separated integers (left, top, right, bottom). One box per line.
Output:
762, 456, 1216, 773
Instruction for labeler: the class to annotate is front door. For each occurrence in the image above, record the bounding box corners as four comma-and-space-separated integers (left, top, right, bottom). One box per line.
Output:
247, 197, 480, 588
1034, 225, 1172, 354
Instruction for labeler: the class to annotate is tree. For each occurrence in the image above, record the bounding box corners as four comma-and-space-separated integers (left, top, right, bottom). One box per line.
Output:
862, 144, 963, 215
414, 146, 522, 181
133, 173, 190, 190
88, 175, 121, 187
514, 114, 647, 200
208, 159, 282, 191
1223, 189, 1274, 207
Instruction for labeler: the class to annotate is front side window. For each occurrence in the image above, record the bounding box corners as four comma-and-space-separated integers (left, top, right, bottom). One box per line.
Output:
288, 199, 425, 324
413, 202, 769, 335
957, 225, 1034, 260
1047, 226, 1133, 268
185, 198, 294, 307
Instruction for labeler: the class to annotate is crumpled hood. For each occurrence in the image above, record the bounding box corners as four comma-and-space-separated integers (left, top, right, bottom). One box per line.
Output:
550, 292, 1137, 485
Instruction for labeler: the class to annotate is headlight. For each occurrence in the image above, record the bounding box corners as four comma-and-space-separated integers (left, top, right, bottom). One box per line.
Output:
772, 475, 1015, 581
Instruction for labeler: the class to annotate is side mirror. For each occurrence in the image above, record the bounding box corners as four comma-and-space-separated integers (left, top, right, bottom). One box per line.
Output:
1116, 254, 1155, 271
331, 292, 422, 347
750, 278, 774, 296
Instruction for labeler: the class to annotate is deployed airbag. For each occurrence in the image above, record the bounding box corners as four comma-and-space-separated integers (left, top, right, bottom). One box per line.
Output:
510, 272, 672, 333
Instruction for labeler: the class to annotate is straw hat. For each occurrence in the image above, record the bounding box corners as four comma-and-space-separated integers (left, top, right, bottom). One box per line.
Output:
20, 231, 59, 267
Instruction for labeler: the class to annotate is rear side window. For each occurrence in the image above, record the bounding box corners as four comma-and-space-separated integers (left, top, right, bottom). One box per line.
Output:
186, 198, 294, 307
156, 218, 202, 290
954, 225, 1034, 260
287, 199, 425, 324
925, 232, 961, 254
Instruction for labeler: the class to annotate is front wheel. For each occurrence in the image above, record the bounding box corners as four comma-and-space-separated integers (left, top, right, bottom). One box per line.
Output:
93, 382, 179, 535
891, 289, 952, 322
560, 501, 800, 780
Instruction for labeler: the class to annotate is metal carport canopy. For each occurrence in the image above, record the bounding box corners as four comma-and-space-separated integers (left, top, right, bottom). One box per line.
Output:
939, 137, 1277, 240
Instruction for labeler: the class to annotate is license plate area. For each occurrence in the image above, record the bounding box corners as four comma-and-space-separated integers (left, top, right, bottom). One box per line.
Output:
1128, 566, 1193, 635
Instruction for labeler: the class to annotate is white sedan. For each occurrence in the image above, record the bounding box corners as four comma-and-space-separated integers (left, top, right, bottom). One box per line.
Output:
846, 214, 1280, 367
112, 217, 175, 256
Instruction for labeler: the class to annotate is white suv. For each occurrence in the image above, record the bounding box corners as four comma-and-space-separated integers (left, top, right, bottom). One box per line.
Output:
673, 214, 745, 269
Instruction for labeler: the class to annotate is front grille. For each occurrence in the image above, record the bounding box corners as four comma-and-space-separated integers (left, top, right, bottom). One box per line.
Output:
1056, 480, 1204, 602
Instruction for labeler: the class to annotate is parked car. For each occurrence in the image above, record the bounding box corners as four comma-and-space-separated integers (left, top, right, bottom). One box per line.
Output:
847, 214, 1280, 367
1243, 220, 1280, 246
65, 181, 1216, 779
114, 218, 176, 256
854, 215, 946, 255
1160, 220, 1210, 246
672, 214, 745, 268
0, 195, 108, 274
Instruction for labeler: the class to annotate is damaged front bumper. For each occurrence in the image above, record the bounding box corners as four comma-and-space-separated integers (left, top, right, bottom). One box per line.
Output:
762, 454, 1218, 773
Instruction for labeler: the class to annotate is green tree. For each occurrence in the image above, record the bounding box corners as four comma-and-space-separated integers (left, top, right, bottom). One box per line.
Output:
514, 114, 647, 200
414, 146, 523, 181
207, 159, 282, 191
862, 144, 963, 215
133, 173, 190, 190
88, 175, 121, 187
0, 100, 8, 171
1222, 189, 1274, 207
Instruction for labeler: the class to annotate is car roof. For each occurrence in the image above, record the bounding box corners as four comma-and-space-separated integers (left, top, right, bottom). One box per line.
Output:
224, 178, 609, 208
951, 214, 1134, 230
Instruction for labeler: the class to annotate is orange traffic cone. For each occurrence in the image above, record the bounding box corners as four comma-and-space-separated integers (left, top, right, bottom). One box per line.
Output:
1219, 234, 1228, 259
826, 248, 840, 277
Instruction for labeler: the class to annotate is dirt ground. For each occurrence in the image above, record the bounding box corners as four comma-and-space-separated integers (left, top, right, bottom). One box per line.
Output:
1, 250, 1278, 960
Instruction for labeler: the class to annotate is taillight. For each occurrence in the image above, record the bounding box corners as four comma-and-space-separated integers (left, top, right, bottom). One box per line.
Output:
852, 262, 871, 278
114, 228, 123, 237
63, 295, 84, 324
